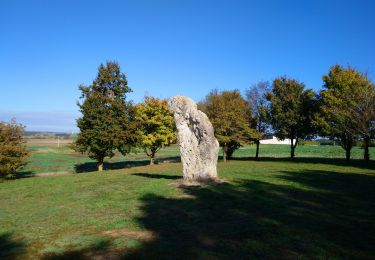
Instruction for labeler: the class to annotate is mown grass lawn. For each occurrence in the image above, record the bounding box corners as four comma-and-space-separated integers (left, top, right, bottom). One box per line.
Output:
23, 143, 374, 175
1, 157, 375, 259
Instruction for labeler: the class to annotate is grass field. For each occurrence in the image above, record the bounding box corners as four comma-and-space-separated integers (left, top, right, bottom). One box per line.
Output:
1, 142, 375, 259
22, 140, 374, 175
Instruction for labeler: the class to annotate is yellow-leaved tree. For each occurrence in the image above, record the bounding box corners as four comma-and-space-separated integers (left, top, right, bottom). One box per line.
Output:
135, 97, 176, 165
0, 119, 29, 179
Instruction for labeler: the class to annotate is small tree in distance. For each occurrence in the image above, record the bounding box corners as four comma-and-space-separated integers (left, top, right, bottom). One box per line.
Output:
246, 81, 270, 159
135, 97, 176, 165
73, 61, 138, 171
0, 119, 29, 179
267, 76, 316, 159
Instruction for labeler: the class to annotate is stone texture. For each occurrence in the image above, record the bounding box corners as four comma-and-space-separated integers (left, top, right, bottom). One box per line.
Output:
170, 95, 219, 181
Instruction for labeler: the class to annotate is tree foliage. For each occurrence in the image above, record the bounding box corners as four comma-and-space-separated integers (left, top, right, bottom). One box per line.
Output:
135, 97, 176, 165
319, 65, 375, 162
199, 90, 257, 161
354, 86, 375, 162
73, 61, 138, 171
246, 81, 270, 159
267, 76, 316, 158
0, 119, 29, 178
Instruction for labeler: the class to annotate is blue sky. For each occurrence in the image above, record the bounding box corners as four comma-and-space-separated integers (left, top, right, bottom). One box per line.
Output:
1, 0, 374, 132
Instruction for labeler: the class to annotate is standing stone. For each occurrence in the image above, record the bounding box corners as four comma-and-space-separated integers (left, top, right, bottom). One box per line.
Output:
170, 95, 219, 181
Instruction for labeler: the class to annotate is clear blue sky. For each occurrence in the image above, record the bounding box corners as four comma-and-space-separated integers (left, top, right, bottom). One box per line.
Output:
1, 0, 374, 132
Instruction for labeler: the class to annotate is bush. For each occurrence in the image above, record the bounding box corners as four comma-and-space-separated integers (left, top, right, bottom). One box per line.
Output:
317, 139, 335, 146
299, 140, 319, 146
0, 119, 29, 179
357, 139, 375, 148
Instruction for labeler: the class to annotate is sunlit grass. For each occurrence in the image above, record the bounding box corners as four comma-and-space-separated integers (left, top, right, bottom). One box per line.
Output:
1, 158, 374, 258
22, 144, 374, 175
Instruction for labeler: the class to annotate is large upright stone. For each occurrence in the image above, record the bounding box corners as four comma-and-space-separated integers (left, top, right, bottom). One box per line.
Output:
170, 95, 219, 181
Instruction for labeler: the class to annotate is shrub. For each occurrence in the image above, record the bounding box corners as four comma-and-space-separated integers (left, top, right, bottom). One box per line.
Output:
317, 139, 335, 146
299, 140, 319, 146
0, 119, 29, 179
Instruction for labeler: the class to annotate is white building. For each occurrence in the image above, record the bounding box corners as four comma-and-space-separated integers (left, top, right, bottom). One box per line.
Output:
260, 136, 291, 145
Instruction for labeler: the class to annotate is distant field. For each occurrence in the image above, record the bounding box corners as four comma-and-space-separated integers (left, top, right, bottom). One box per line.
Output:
26, 138, 72, 146
233, 144, 374, 159
21, 138, 374, 175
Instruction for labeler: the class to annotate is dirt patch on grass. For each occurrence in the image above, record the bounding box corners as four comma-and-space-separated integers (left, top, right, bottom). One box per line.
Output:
102, 229, 157, 241
22, 171, 72, 177
51, 159, 67, 162
171, 177, 228, 189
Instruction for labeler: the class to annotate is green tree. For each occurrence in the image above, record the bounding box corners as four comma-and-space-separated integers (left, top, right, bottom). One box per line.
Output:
200, 90, 257, 162
73, 61, 138, 171
135, 97, 176, 165
267, 76, 316, 159
246, 81, 270, 159
319, 65, 375, 162
0, 119, 29, 179
354, 86, 375, 163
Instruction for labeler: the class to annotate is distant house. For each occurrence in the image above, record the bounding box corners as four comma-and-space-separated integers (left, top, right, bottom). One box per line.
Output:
260, 135, 291, 145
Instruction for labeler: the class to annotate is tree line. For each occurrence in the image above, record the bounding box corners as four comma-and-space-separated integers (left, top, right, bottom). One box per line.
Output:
201, 65, 374, 163
1, 61, 374, 176
73, 61, 374, 170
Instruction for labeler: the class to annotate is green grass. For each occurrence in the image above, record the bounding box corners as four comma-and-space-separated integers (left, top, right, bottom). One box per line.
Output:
23, 144, 180, 175
1, 155, 375, 259
22, 144, 374, 175
232, 143, 374, 158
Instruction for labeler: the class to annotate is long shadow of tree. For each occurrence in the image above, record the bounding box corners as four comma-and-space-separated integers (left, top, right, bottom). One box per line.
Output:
123, 170, 375, 259
132, 173, 181, 180
74, 156, 180, 173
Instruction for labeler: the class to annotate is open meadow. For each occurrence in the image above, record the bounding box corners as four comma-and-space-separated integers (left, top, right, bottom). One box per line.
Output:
1, 141, 374, 259
21, 138, 375, 175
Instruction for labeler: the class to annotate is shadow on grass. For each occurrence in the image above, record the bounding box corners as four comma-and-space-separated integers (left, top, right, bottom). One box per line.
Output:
132, 173, 180, 180
229, 156, 375, 170
74, 156, 181, 173
36, 169, 375, 258
0, 232, 28, 259
121, 170, 375, 259
9, 171, 35, 179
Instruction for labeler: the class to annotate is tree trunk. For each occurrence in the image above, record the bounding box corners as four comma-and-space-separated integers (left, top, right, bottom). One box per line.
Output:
340, 133, 353, 163
223, 146, 227, 162
255, 140, 260, 159
146, 148, 157, 165
290, 139, 295, 159
345, 148, 351, 162
364, 136, 370, 163
150, 153, 155, 165
97, 160, 104, 172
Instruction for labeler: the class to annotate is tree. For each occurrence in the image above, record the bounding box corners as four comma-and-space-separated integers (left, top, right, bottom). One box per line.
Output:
267, 76, 316, 159
199, 90, 257, 162
353, 86, 375, 163
320, 65, 375, 162
0, 119, 29, 178
73, 61, 138, 171
135, 97, 176, 165
246, 81, 271, 159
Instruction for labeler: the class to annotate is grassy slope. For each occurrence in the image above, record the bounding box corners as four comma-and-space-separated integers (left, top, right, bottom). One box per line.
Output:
23, 144, 374, 174
1, 158, 375, 259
